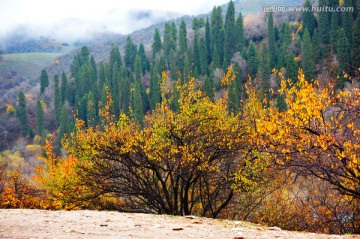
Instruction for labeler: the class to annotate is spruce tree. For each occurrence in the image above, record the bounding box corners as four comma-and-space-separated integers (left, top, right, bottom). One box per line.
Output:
312, 30, 321, 63
285, 53, 298, 84
203, 75, 214, 100
109, 44, 122, 84
205, 17, 212, 64
36, 100, 45, 136
193, 32, 201, 76
60, 71, 69, 104
80, 46, 89, 66
301, 29, 315, 81
90, 55, 97, 82
330, 11, 339, 51
120, 77, 131, 114
149, 65, 161, 110
199, 37, 208, 76
125, 36, 137, 72
259, 43, 271, 100
267, 12, 277, 68
54, 74, 61, 124
342, 0, 353, 46
247, 41, 258, 79
228, 78, 239, 114
134, 54, 142, 83
16, 90, 29, 137
59, 105, 69, 142
40, 69, 49, 94
353, 15, 360, 70
218, 27, 225, 67
337, 28, 351, 74
87, 92, 97, 128
139, 44, 150, 74
152, 28, 162, 59
131, 81, 144, 126
235, 12, 245, 52
178, 21, 188, 55
302, 0, 317, 36
163, 23, 176, 57
211, 6, 223, 62
223, 0, 236, 68
278, 22, 292, 68
318, 0, 330, 44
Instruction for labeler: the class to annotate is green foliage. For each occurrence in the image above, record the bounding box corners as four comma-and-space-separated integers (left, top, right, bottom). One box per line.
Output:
301, 29, 315, 82
285, 53, 298, 84
16, 90, 30, 137
130, 82, 144, 126
353, 15, 360, 70
150, 65, 161, 110
330, 11, 339, 51
259, 43, 271, 100
267, 12, 277, 68
342, 0, 353, 46
178, 21, 188, 55
36, 100, 45, 136
235, 12, 245, 53
203, 75, 214, 100
152, 28, 162, 59
302, 0, 317, 37
40, 69, 49, 94
125, 36, 137, 72
318, 0, 330, 45
223, 0, 236, 68
247, 41, 258, 79
54, 74, 61, 124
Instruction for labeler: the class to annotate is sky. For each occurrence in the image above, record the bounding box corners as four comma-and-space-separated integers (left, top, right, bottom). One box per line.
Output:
0, 0, 229, 40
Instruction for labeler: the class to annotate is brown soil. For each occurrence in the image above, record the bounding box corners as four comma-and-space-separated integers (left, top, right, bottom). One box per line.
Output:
0, 209, 359, 239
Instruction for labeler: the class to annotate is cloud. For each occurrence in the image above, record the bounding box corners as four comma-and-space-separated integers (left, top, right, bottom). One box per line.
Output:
0, 0, 229, 41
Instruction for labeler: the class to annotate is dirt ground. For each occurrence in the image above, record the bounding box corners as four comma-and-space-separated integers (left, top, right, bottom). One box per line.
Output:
0, 209, 359, 239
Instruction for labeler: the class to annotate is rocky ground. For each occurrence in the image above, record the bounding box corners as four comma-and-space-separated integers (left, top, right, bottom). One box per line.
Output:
0, 209, 359, 239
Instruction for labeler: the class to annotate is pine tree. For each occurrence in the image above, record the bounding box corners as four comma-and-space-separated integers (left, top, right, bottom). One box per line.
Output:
16, 90, 29, 137
109, 44, 122, 84
312, 30, 321, 63
90, 55, 97, 82
193, 32, 201, 76
342, 0, 354, 46
98, 62, 106, 88
267, 12, 277, 68
218, 27, 225, 67
228, 77, 239, 114
330, 11, 339, 51
199, 37, 208, 76
54, 74, 61, 124
235, 12, 245, 52
163, 23, 176, 58
152, 28, 163, 59
120, 77, 131, 114
302, 0, 317, 36
247, 41, 258, 79
87, 92, 97, 128
178, 21, 188, 55
203, 75, 214, 100
36, 100, 45, 136
40, 69, 49, 94
278, 22, 292, 68
149, 65, 161, 110
337, 28, 351, 74
301, 29, 315, 81
205, 17, 212, 64
139, 44, 150, 74
318, 0, 330, 44
223, 0, 236, 68
259, 43, 271, 100
134, 54, 142, 83
80, 46, 90, 66
285, 53, 298, 84
59, 105, 69, 142
125, 36, 137, 72
60, 71, 69, 104
130, 81, 144, 126
276, 94, 287, 112
171, 22, 177, 44
353, 15, 360, 70
211, 6, 223, 62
